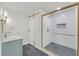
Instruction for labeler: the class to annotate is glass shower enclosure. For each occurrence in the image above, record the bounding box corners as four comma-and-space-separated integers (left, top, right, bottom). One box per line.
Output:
41, 4, 78, 56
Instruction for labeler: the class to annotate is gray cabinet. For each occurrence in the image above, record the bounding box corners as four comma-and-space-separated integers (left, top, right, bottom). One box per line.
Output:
2, 39, 23, 56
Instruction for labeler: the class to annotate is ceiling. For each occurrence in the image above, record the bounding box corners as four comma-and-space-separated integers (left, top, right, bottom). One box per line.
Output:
0, 2, 74, 15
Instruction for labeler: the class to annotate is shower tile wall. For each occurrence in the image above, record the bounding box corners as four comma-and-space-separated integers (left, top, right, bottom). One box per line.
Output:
43, 6, 77, 50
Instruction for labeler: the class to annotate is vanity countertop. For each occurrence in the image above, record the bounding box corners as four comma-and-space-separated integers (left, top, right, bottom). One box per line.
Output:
2, 35, 23, 43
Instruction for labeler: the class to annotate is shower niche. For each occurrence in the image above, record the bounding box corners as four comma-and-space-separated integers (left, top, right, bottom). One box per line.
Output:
57, 23, 66, 29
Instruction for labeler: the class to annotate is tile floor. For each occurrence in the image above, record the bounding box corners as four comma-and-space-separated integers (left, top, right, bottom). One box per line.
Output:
45, 42, 76, 56
23, 44, 48, 56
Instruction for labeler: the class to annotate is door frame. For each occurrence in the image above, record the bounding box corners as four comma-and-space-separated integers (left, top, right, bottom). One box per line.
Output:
41, 2, 79, 56
28, 16, 35, 46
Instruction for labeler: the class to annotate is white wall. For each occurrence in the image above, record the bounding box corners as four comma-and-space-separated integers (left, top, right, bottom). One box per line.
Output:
4, 8, 29, 45
33, 10, 46, 48
29, 13, 43, 48
43, 6, 77, 49
28, 9, 46, 48
0, 8, 29, 55
34, 14, 42, 48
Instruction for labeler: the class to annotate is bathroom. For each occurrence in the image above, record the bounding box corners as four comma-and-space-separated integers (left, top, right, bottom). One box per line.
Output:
0, 2, 79, 56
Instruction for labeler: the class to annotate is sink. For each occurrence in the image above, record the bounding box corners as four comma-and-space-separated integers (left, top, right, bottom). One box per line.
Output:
2, 35, 23, 43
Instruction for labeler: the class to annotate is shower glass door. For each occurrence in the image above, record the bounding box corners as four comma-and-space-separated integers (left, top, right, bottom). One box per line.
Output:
42, 5, 77, 56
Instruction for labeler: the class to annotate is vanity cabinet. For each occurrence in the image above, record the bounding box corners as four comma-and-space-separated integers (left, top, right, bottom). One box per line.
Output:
2, 39, 22, 56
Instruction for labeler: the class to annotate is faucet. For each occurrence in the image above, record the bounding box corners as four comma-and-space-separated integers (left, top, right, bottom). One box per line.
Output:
4, 32, 10, 38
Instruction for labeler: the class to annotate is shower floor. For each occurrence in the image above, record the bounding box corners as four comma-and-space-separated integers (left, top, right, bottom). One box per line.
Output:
23, 44, 48, 56
44, 42, 76, 56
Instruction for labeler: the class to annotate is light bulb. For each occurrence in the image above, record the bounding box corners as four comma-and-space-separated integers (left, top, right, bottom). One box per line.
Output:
4, 11, 7, 17
7, 18, 10, 23
57, 7, 61, 10
0, 7, 3, 17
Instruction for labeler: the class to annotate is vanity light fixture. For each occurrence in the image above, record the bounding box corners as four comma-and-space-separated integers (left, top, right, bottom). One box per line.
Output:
0, 16, 7, 25
0, 7, 7, 24
0, 5, 8, 33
